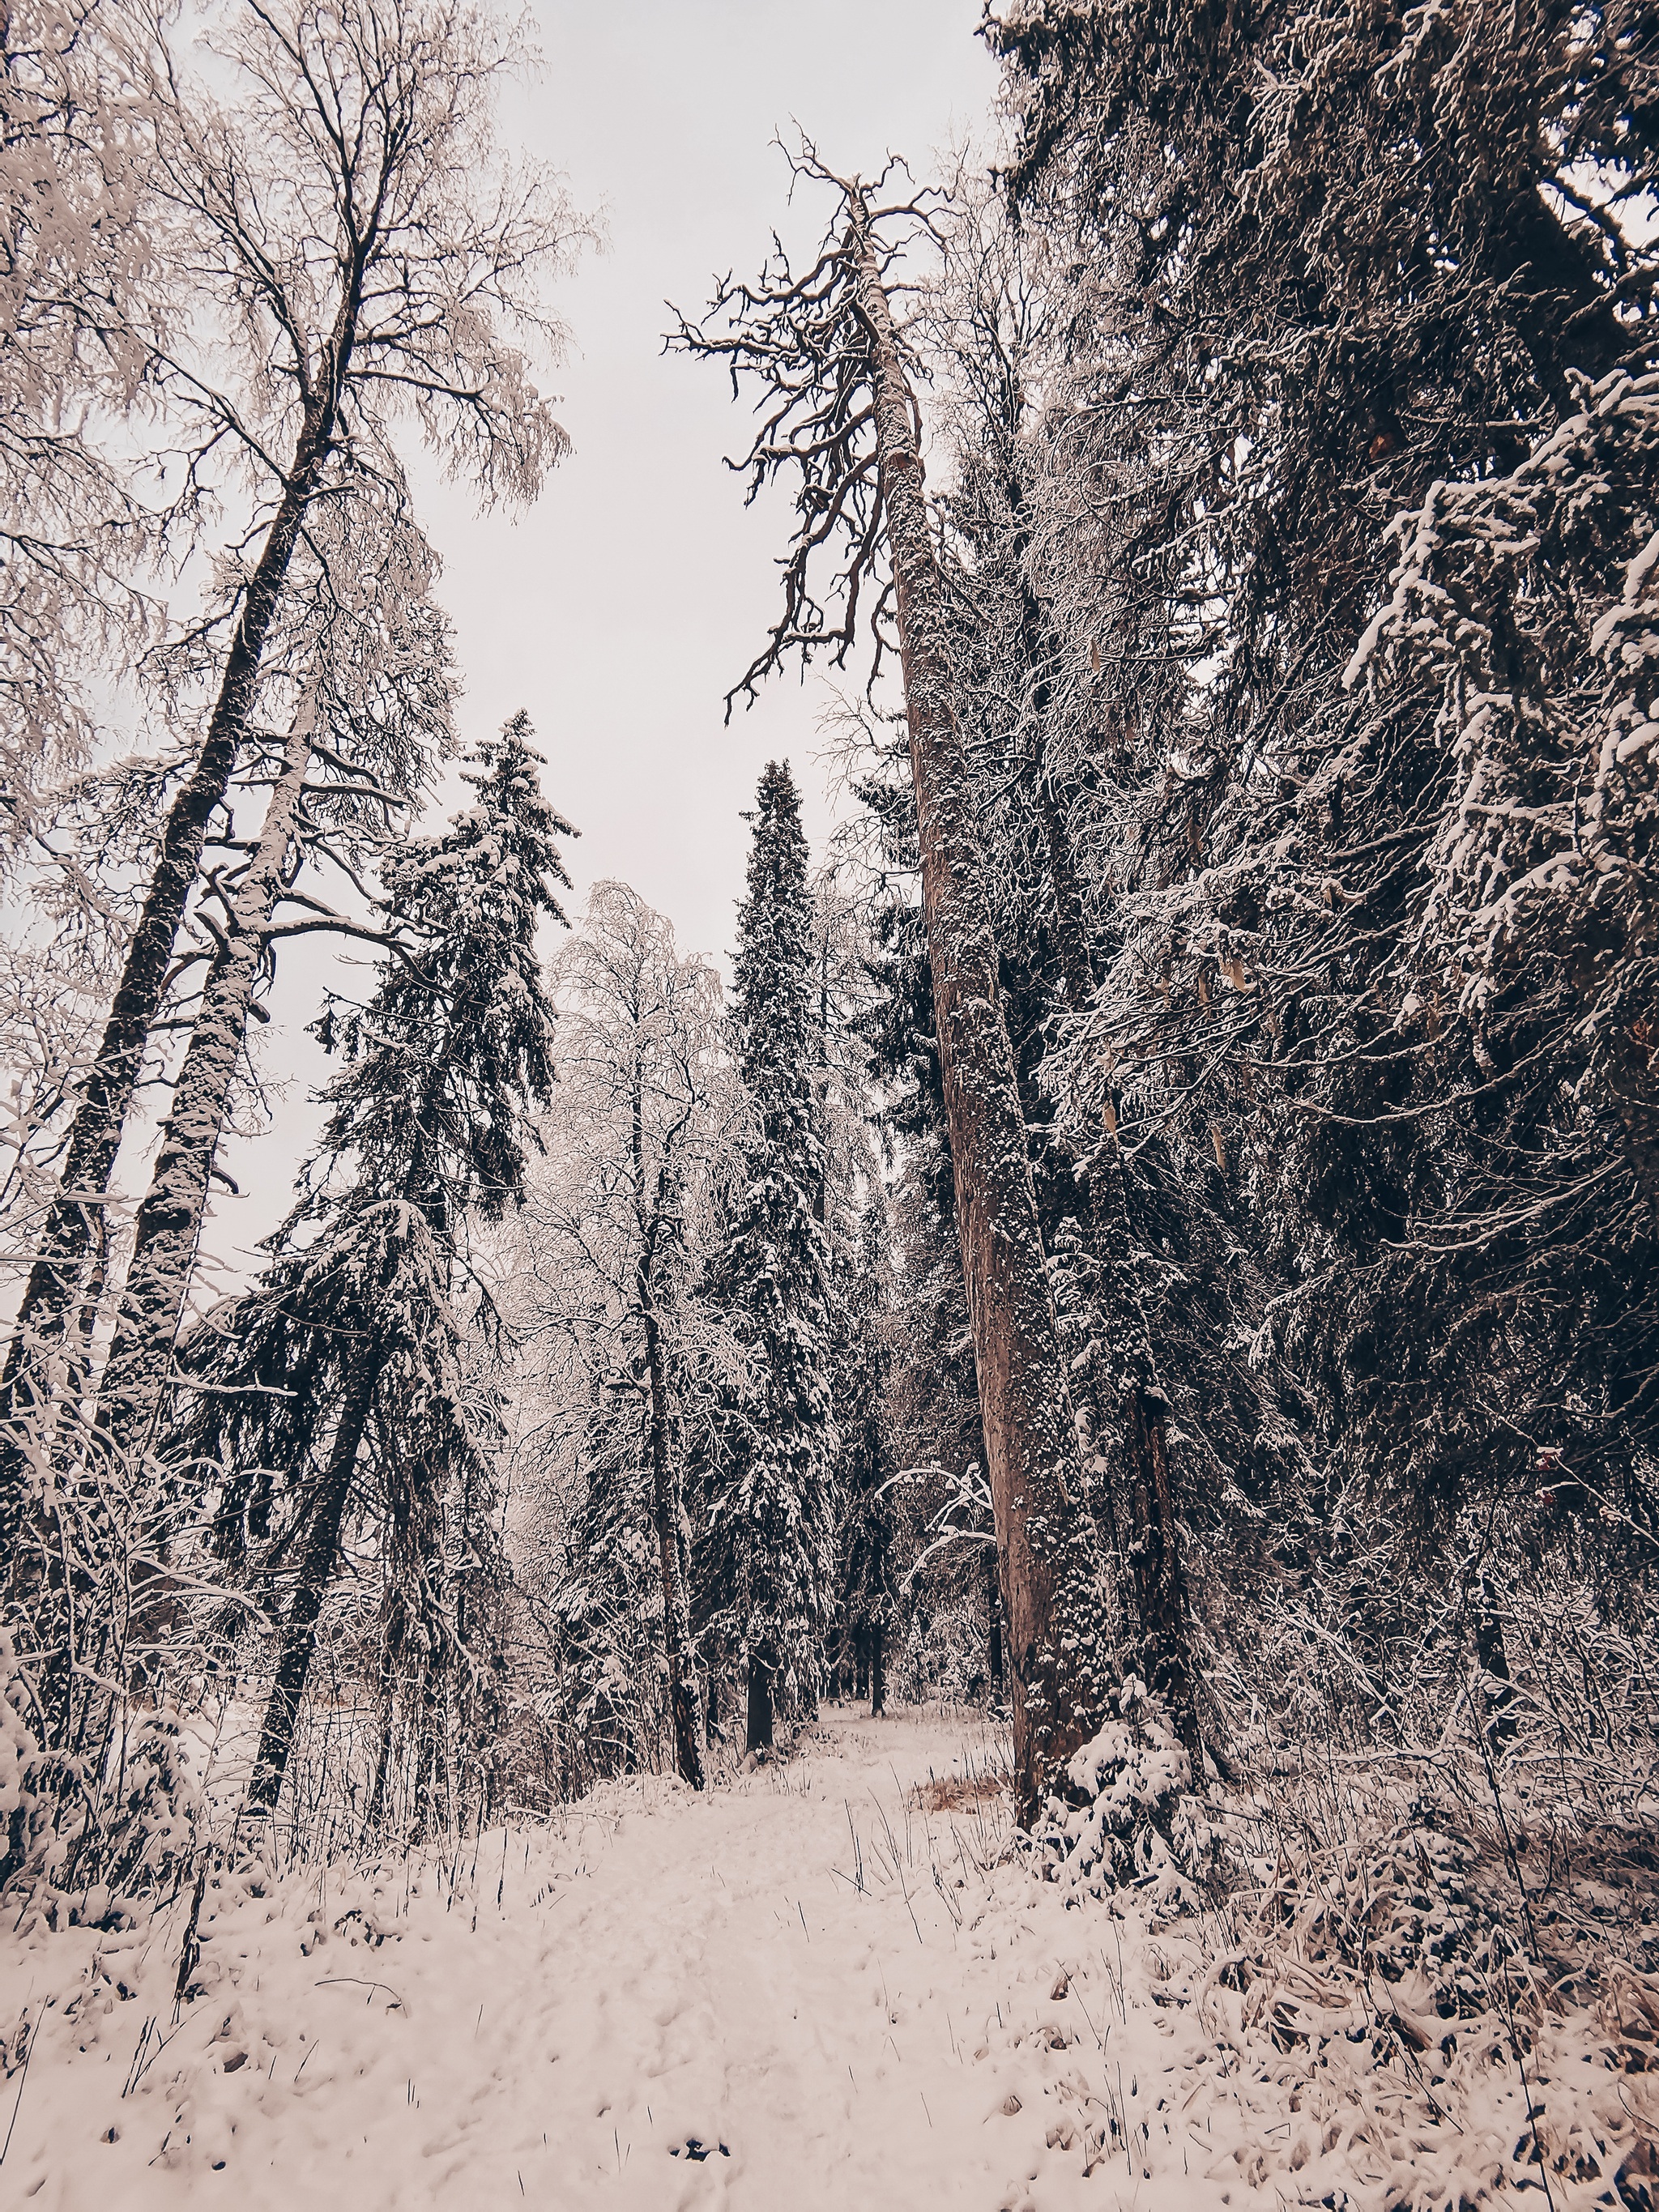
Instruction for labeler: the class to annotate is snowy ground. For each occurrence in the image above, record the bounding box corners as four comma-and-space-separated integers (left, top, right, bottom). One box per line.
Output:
2, 1707, 1654, 2208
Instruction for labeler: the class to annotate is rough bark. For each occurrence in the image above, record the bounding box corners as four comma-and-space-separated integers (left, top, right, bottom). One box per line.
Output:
244, 1349, 376, 1818
986, 1541, 1004, 1699
99, 701, 318, 1458
847, 192, 1104, 1821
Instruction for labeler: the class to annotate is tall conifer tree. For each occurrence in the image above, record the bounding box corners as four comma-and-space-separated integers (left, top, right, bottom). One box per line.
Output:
711, 761, 835, 1753
181, 714, 573, 1820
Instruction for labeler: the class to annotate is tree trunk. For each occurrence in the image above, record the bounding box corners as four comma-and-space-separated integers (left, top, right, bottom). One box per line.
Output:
1472, 1579, 1517, 1746
413, 1652, 446, 1842
365, 1671, 397, 1839
99, 699, 318, 1458
642, 1299, 707, 1789
745, 1658, 774, 1753
870, 1622, 885, 1717
244, 1347, 376, 1818
0, 406, 333, 1514
633, 1030, 708, 1790
1491, 186, 1631, 412
847, 191, 1104, 1822
1090, 1128, 1204, 1767
987, 1541, 1004, 1700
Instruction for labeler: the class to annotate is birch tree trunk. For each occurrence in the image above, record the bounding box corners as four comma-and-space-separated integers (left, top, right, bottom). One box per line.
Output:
0, 404, 334, 1494
98, 699, 319, 1459
847, 194, 1105, 1819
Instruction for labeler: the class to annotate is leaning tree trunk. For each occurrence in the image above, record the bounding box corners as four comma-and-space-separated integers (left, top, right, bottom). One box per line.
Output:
847, 192, 1105, 1821
244, 1349, 377, 1818
99, 699, 319, 1460
641, 1294, 707, 1789
0, 403, 337, 1519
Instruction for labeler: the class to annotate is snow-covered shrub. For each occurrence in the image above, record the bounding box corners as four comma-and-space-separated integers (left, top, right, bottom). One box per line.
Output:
1038, 1676, 1220, 1915
0, 1629, 58, 1889
0, 1629, 203, 1908
920, 1593, 987, 1707
96, 1707, 201, 1898
894, 1617, 928, 1706
1239, 1786, 1507, 2006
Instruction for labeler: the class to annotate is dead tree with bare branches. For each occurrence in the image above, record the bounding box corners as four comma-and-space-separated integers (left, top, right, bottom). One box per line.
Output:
670, 146, 1110, 1820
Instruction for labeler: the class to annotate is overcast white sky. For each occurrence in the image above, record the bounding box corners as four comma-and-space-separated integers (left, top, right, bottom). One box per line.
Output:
201, 0, 998, 1276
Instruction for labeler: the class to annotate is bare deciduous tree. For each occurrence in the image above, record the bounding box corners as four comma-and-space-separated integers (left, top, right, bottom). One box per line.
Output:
520, 883, 736, 1791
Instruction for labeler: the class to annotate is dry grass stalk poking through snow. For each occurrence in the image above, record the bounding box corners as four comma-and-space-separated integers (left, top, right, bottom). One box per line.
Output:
2, 1689, 1657, 2210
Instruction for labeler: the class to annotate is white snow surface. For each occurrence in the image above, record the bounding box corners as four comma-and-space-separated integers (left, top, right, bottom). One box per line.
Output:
2, 1707, 1653, 2208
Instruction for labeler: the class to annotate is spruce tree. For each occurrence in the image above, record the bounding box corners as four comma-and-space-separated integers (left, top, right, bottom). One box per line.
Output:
179, 714, 573, 1821
710, 761, 835, 1754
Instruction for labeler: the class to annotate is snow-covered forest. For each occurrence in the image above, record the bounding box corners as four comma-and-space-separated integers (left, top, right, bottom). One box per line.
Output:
2, 0, 1657, 2203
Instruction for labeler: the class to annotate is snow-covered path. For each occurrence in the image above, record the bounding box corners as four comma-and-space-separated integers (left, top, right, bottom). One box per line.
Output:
3, 1710, 1198, 2211
8, 1706, 1645, 2209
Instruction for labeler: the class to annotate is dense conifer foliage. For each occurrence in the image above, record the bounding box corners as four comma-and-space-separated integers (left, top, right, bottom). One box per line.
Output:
2, 36, 1657, 2205
176, 715, 573, 1825
706, 762, 837, 1754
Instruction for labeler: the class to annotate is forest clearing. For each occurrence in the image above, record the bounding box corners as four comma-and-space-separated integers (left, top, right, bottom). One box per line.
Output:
2, 0, 1657, 2204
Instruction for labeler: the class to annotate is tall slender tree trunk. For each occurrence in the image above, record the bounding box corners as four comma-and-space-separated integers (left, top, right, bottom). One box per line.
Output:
847, 190, 1105, 1820
0, 406, 335, 1515
99, 698, 319, 1458
365, 1652, 398, 1839
642, 1298, 706, 1789
244, 1346, 376, 1818
413, 1651, 446, 1843
631, 1042, 707, 1789
870, 1622, 885, 1716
